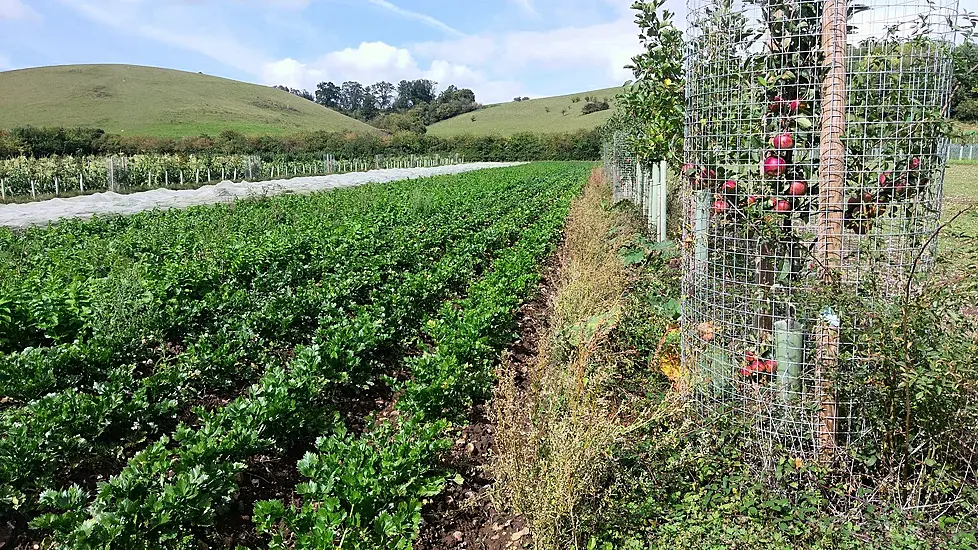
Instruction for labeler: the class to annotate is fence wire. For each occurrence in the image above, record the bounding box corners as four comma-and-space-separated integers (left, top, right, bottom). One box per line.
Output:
603, 131, 669, 241
682, 0, 968, 509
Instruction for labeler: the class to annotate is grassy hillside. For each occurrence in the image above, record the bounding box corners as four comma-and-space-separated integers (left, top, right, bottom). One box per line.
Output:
427, 86, 623, 137
0, 64, 379, 138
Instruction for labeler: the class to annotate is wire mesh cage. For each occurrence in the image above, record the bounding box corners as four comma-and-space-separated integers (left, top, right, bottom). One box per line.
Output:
681, 0, 963, 491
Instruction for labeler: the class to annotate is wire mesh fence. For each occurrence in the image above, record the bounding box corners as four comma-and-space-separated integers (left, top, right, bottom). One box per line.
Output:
681, 0, 968, 507
603, 131, 669, 241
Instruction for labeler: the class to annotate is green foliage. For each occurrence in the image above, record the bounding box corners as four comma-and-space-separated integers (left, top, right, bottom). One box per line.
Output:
2, 162, 589, 546
952, 41, 978, 122
608, 0, 686, 165
255, 420, 451, 549
581, 101, 611, 115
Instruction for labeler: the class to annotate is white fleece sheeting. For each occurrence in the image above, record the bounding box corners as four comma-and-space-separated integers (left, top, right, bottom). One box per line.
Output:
0, 163, 523, 229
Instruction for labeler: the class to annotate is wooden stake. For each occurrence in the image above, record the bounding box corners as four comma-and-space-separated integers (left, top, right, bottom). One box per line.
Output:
816, 0, 848, 459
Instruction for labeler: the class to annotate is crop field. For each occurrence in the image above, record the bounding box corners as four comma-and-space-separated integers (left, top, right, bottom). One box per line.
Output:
0, 162, 589, 548
427, 87, 623, 138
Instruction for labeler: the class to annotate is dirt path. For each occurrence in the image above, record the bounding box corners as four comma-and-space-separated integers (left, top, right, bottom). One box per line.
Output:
414, 255, 560, 550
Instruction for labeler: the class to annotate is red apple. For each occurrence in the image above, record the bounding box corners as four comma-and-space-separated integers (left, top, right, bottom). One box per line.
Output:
878, 171, 891, 185
788, 99, 803, 112
763, 156, 787, 177
771, 132, 794, 150
712, 199, 729, 214
723, 179, 737, 192
746, 195, 760, 206
774, 199, 792, 213
910, 157, 921, 169
787, 180, 807, 196
762, 359, 777, 374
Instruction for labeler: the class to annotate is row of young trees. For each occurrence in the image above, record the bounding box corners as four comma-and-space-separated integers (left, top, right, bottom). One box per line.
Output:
273, 79, 480, 131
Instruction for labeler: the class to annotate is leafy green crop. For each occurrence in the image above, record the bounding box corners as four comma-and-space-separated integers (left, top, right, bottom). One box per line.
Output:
0, 162, 590, 547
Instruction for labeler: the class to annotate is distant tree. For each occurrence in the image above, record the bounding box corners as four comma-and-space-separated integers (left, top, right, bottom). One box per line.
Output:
952, 41, 978, 121
581, 101, 610, 115
514, 97, 522, 102
273, 85, 314, 101
372, 81, 396, 110
315, 81, 342, 109
394, 79, 437, 110
521, 96, 530, 101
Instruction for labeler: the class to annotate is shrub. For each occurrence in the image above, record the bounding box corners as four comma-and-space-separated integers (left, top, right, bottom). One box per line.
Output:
581, 101, 610, 115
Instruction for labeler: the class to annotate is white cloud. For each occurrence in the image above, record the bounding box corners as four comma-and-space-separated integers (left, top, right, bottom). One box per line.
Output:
412, 17, 640, 90
365, 0, 465, 38
0, 0, 41, 20
260, 41, 525, 103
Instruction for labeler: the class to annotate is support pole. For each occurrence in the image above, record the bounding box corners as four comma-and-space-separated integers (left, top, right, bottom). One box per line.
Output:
658, 160, 668, 242
815, 0, 848, 460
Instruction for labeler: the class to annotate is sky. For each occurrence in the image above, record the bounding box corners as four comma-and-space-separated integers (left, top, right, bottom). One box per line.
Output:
0, 0, 676, 104
2, 0, 975, 105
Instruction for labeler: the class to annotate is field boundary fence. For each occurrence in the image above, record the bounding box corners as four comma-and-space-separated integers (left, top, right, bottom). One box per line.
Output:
602, 132, 668, 242
948, 142, 978, 161
0, 152, 465, 203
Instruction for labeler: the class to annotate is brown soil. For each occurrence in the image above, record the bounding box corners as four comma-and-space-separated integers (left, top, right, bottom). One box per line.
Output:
415, 255, 559, 550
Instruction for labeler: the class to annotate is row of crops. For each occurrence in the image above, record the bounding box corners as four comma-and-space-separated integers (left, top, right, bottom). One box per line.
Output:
0, 153, 464, 202
0, 162, 588, 548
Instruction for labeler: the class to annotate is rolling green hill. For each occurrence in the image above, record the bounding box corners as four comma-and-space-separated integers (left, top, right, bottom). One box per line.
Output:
427, 86, 623, 137
0, 64, 380, 138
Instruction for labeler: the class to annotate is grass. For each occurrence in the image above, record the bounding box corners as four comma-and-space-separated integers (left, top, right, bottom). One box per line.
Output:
491, 167, 673, 547
489, 166, 978, 550
0, 64, 380, 138
941, 163, 978, 272
427, 87, 623, 137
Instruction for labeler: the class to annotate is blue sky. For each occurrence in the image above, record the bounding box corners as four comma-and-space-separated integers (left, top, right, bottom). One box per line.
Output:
0, 0, 664, 103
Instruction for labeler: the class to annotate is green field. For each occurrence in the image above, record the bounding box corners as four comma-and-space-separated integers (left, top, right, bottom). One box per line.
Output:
942, 163, 978, 270
427, 86, 623, 137
0, 64, 379, 138
0, 163, 588, 548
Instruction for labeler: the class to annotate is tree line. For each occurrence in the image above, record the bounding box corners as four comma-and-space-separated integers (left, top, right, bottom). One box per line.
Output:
272, 79, 480, 133
0, 126, 602, 163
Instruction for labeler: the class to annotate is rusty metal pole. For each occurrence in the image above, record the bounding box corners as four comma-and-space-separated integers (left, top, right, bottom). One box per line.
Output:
815, 0, 848, 459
